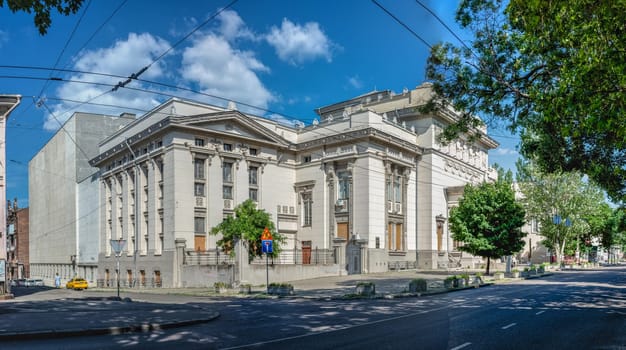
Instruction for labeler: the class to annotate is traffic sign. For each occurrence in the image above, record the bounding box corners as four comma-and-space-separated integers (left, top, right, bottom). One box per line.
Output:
261, 227, 273, 241
262, 240, 273, 254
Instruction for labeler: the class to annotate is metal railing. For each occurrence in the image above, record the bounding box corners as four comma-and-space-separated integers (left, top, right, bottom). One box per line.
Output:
250, 248, 334, 265
97, 278, 162, 288
185, 249, 234, 265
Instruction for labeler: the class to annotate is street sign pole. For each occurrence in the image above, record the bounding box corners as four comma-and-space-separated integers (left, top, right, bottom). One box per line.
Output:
110, 239, 126, 299
266, 253, 269, 294
261, 227, 273, 294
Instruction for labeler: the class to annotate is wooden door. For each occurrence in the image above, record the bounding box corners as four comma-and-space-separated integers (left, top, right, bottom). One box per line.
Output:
195, 235, 206, 252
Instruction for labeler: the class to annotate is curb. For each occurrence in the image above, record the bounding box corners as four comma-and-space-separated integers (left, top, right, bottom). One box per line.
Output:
0, 312, 220, 341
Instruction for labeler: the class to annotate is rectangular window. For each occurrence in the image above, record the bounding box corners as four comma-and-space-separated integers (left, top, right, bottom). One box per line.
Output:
386, 179, 393, 201
223, 162, 233, 183
303, 155, 311, 163
394, 175, 402, 202
338, 173, 349, 200
302, 193, 312, 227
249, 166, 258, 185
249, 188, 258, 201
223, 143, 232, 151
194, 158, 205, 179
194, 183, 205, 196
194, 217, 206, 233
249, 148, 258, 156
223, 185, 233, 199
195, 138, 204, 147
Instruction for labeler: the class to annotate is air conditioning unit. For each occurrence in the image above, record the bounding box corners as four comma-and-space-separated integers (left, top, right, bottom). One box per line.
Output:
395, 203, 402, 214
387, 201, 392, 212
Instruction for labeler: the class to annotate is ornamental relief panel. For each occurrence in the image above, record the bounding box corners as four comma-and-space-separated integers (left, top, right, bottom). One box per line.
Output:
444, 159, 482, 183
442, 140, 487, 170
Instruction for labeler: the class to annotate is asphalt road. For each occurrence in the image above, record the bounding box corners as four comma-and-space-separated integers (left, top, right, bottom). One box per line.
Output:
4, 267, 626, 350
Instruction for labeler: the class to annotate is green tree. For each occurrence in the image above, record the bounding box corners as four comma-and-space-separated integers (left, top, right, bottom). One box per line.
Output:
449, 179, 526, 274
426, 0, 626, 202
210, 199, 285, 262
1, 0, 84, 35
600, 207, 626, 254
517, 163, 606, 264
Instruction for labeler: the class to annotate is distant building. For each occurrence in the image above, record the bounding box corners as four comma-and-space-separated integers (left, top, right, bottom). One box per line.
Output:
88, 83, 499, 288
0, 94, 21, 295
29, 112, 135, 286
513, 183, 549, 265
7, 199, 29, 281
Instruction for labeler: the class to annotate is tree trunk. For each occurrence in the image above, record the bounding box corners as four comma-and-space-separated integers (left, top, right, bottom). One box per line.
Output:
486, 257, 491, 275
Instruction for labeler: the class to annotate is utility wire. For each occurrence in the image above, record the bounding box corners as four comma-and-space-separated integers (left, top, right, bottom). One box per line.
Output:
371, 0, 432, 49
35, 0, 93, 102
111, 0, 240, 92
66, 0, 129, 64
414, 0, 472, 53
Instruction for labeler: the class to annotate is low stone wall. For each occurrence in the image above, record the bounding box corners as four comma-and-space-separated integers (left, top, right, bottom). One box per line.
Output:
242, 264, 341, 285
180, 264, 234, 288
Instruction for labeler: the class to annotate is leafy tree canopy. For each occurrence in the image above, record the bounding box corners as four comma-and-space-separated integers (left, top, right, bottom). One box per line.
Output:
1, 0, 84, 35
210, 199, 285, 262
449, 179, 526, 274
517, 160, 606, 263
426, 0, 626, 202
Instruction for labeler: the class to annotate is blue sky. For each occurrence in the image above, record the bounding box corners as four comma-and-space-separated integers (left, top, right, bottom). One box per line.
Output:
0, 0, 520, 206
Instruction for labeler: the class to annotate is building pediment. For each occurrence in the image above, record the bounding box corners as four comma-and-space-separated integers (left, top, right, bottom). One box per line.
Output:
172, 111, 290, 147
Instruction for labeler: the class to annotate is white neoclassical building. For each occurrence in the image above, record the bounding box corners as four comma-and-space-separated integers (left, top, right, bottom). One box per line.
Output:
87, 83, 498, 288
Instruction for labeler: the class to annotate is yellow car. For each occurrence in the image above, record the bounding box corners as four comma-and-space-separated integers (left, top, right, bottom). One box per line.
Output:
66, 278, 88, 290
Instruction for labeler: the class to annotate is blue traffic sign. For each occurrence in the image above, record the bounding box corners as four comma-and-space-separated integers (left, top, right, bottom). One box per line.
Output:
262, 240, 273, 254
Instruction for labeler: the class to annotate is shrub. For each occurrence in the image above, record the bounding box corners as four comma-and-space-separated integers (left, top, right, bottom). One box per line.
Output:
355, 282, 376, 296
459, 273, 470, 282
409, 278, 428, 293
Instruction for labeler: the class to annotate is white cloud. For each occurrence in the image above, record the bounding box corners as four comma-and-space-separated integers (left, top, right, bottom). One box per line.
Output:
44, 33, 171, 130
0, 30, 7, 47
267, 113, 296, 127
180, 33, 274, 113
492, 147, 518, 156
45, 11, 276, 130
217, 10, 256, 41
347, 75, 363, 89
266, 19, 332, 65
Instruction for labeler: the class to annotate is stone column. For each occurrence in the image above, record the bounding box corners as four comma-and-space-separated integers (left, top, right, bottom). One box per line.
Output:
174, 238, 186, 288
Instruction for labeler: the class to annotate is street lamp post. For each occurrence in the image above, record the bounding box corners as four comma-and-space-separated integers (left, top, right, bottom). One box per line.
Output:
110, 239, 126, 299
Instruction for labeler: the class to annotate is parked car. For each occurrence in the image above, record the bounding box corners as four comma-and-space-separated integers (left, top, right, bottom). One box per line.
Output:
24, 278, 44, 287
66, 277, 88, 290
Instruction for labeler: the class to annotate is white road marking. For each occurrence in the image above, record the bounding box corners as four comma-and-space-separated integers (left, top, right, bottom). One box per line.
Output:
501, 323, 517, 329
220, 303, 464, 350
450, 342, 472, 350
535, 310, 545, 315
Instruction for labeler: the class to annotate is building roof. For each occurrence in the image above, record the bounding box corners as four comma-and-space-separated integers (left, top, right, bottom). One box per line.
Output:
0, 95, 21, 119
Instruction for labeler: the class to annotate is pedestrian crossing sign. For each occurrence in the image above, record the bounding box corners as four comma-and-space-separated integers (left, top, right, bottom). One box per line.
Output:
261, 227, 273, 241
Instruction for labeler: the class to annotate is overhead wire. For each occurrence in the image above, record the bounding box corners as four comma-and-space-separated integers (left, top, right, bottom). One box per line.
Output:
35, 0, 93, 103
111, 0, 240, 92
371, 0, 432, 49
3, 72, 491, 188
